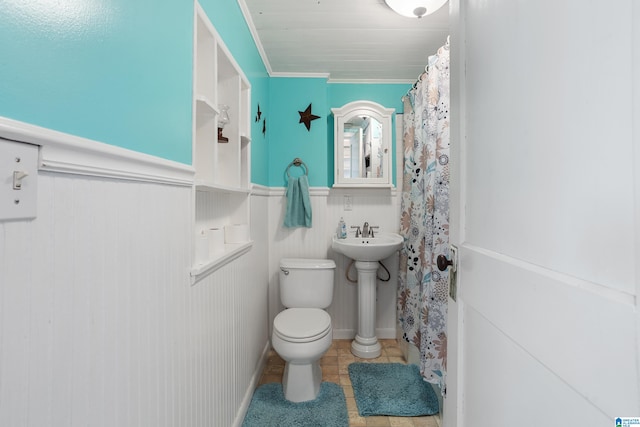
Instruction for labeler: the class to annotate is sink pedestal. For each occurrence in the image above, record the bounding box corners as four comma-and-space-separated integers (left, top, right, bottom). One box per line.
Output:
351, 261, 381, 359
331, 233, 403, 359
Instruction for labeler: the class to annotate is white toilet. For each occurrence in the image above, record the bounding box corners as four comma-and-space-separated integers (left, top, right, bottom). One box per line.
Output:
272, 258, 336, 402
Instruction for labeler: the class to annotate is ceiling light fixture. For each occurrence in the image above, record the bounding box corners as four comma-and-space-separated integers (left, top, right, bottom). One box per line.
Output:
384, 0, 448, 18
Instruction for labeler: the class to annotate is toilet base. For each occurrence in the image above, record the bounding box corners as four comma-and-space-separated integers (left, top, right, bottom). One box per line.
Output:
282, 361, 322, 402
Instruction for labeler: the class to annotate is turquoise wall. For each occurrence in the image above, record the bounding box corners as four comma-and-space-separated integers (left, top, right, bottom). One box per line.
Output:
266, 80, 409, 187
268, 78, 330, 187
0, 0, 408, 187
328, 83, 408, 114
0, 1, 194, 164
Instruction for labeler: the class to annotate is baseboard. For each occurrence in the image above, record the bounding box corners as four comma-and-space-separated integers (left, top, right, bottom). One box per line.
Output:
232, 340, 271, 427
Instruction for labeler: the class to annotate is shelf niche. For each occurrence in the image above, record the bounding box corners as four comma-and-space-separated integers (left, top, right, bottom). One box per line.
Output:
191, 2, 252, 283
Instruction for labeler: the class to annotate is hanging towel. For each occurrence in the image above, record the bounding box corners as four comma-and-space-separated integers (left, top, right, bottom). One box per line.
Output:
283, 175, 312, 228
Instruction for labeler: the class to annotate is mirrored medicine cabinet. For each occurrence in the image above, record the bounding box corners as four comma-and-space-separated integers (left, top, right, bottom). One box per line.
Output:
332, 100, 395, 188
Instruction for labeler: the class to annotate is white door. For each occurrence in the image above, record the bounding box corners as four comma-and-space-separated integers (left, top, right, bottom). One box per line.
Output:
444, 1, 640, 426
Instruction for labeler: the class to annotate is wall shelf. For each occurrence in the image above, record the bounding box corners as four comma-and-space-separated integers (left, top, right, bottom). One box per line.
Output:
196, 95, 219, 117
195, 181, 250, 194
191, 2, 252, 282
190, 241, 254, 284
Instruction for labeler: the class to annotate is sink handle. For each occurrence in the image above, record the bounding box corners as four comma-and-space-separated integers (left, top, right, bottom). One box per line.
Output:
351, 225, 361, 237
370, 226, 379, 237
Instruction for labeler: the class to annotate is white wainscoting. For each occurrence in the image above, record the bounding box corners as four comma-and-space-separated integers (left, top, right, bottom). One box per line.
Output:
0, 119, 403, 426
266, 186, 402, 339
0, 127, 270, 427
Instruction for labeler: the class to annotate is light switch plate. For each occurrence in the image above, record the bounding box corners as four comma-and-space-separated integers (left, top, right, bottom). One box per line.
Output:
344, 195, 353, 211
1, 139, 38, 221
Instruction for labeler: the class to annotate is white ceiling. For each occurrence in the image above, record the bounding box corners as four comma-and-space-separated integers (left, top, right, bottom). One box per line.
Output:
239, 0, 450, 83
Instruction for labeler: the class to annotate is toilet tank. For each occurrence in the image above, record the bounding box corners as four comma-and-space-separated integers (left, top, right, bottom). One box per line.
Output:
279, 258, 336, 309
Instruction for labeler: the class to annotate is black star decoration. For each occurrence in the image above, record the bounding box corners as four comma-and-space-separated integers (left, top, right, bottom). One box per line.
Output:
298, 103, 320, 131
255, 103, 262, 122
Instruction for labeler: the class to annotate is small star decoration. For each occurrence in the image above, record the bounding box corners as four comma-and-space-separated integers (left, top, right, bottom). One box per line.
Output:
298, 103, 320, 131
255, 103, 262, 122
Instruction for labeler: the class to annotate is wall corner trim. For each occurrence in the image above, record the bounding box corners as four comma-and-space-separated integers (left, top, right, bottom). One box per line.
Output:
0, 117, 194, 186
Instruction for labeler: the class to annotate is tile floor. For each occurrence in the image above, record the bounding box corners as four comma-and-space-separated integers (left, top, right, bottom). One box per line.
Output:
258, 339, 440, 427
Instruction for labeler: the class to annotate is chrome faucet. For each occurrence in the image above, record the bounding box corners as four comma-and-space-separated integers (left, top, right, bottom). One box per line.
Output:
362, 222, 369, 238
361, 222, 379, 238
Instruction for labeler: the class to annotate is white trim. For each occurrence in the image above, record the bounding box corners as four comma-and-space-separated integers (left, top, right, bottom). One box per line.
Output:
250, 183, 271, 196
267, 186, 331, 197
270, 72, 330, 79
328, 78, 414, 85
332, 183, 395, 189
0, 117, 194, 186
256, 185, 397, 197
236, 0, 273, 76
464, 243, 636, 307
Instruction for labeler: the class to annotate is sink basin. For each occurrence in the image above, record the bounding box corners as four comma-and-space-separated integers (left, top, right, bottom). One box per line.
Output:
332, 232, 404, 262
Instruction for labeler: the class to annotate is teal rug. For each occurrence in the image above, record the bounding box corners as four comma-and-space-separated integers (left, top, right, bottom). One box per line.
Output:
348, 363, 439, 417
242, 382, 348, 427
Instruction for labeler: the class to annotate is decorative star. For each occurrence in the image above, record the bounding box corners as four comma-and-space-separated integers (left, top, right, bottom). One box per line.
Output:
262, 119, 266, 136
298, 103, 320, 131
255, 103, 262, 122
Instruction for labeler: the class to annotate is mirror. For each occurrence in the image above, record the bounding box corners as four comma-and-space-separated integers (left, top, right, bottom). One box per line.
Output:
332, 100, 394, 188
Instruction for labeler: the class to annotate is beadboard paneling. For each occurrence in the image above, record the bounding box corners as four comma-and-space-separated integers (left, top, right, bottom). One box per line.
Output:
266, 188, 401, 339
0, 171, 269, 427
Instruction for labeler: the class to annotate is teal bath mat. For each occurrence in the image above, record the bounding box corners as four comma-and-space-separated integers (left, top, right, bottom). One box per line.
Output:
348, 363, 439, 417
242, 382, 348, 427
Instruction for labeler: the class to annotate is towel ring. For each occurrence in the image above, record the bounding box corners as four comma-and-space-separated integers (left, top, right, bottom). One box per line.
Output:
286, 157, 309, 177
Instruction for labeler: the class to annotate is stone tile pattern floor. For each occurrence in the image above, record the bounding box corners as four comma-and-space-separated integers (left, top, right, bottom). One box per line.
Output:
258, 339, 440, 427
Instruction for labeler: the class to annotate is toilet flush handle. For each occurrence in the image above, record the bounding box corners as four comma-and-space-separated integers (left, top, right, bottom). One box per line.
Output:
280, 267, 290, 275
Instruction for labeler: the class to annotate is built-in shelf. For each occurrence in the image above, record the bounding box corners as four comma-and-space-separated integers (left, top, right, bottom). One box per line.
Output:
190, 241, 254, 284
191, 2, 252, 283
195, 181, 250, 194
196, 95, 219, 117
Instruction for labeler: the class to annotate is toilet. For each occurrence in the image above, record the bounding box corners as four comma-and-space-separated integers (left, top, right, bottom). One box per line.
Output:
272, 258, 336, 402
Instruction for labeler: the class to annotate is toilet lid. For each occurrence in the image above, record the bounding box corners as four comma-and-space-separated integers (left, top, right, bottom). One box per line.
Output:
273, 308, 332, 343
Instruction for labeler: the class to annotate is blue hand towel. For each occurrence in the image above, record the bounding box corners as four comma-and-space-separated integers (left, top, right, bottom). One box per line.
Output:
283, 175, 312, 228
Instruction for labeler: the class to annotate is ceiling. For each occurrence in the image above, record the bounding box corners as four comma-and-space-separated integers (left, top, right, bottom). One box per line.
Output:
239, 0, 450, 83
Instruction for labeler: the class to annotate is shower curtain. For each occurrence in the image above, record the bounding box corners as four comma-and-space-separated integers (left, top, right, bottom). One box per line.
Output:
398, 39, 450, 389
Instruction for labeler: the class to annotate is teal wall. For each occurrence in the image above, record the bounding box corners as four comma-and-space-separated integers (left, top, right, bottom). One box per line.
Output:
328, 83, 407, 114
268, 78, 330, 187
0, 1, 194, 164
0, 0, 408, 187
266, 80, 409, 187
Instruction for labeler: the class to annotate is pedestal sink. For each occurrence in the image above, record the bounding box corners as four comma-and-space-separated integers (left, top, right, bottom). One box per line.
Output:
332, 233, 403, 358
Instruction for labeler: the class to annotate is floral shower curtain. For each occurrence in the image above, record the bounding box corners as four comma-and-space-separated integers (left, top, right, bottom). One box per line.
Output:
398, 39, 450, 389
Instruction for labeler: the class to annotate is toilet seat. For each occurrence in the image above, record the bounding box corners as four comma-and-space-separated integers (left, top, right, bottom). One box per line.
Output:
273, 308, 331, 343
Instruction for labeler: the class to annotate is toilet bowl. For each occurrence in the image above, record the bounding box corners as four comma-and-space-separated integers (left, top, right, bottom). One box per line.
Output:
272, 258, 336, 402
272, 308, 333, 402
